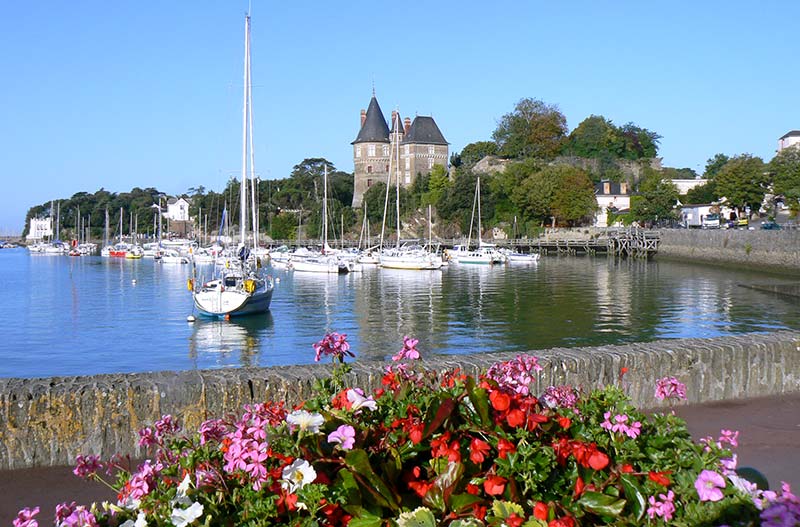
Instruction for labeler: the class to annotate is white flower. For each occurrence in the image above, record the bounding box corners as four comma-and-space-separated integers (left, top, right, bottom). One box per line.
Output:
286, 410, 325, 433
117, 495, 141, 511
281, 459, 317, 493
347, 388, 377, 412
120, 512, 148, 527
170, 501, 203, 527
172, 474, 192, 506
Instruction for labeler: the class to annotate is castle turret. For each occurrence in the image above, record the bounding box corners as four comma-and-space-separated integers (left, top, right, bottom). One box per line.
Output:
352, 96, 390, 208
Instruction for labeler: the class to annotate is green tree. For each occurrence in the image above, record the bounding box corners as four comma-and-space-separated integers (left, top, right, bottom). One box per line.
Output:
704, 153, 730, 179
510, 162, 560, 223
615, 123, 660, 160
715, 154, 768, 213
630, 170, 679, 224
270, 211, 297, 240
685, 180, 718, 204
426, 164, 450, 207
492, 98, 568, 159
459, 141, 499, 168
564, 115, 618, 158
769, 147, 800, 206
551, 168, 597, 225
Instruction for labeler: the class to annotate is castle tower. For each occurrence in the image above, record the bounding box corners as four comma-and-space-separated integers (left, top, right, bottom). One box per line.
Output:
351, 95, 390, 208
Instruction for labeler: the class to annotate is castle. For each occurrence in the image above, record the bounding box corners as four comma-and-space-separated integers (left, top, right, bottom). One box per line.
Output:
351, 94, 449, 208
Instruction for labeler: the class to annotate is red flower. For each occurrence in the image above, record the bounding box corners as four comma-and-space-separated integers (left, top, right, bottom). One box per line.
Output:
507, 409, 525, 428
473, 504, 487, 521
588, 450, 609, 470
331, 389, 351, 410
466, 483, 480, 495
497, 438, 517, 459
408, 423, 424, 445
534, 502, 549, 521
489, 391, 511, 412
507, 513, 524, 527
430, 432, 452, 458
648, 470, 672, 486
621, 464, 635, 473
483, 475, 507, 496
408, 480, 434, 497
558, 416, 572, 429
469, 438, 491, 464
549, 517, 575, 527
574, 476, 585, 498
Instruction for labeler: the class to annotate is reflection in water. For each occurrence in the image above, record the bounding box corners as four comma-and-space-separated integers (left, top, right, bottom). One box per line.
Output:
188, 313, 274, 368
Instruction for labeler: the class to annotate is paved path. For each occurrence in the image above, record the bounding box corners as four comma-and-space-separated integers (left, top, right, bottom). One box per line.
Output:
1, 393, 798, 524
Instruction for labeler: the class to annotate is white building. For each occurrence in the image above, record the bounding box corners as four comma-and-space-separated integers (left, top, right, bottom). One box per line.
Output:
165, 197, 191, 221
778, 131, 800, 152
27, 217, 53, 241
594, 181, 630, 227
671, 178, 708, 195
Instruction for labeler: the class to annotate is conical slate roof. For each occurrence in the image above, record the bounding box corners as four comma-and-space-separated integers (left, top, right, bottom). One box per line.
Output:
352, 96, 390, 144
390, 111, 404, 133
403, 116, 448, 145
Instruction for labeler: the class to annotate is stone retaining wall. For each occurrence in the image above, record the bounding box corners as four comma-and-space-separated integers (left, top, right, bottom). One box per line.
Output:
1, 331, 798, 470
657, 229, 800, 273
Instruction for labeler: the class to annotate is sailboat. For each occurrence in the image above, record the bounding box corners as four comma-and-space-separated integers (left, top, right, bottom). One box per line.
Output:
378, 111, 442, 270
449, 176, 505, 265
290, 165, 353, 273
190, 12, 274, 318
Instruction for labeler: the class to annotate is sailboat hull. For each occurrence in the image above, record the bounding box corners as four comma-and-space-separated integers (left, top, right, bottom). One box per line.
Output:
193, 283, 274, 318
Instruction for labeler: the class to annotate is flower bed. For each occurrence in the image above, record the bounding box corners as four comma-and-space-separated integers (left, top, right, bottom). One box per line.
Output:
14, 334, 800, 527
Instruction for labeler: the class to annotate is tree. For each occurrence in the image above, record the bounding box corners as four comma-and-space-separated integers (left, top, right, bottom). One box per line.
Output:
426, 164, 450, 208
715, 154, 768, 213
685, 180, 718, 204
769, 147, 800, 205
704, 153, 730, 179
551, 168, 597, 226
615, 123, 660, 160
630, 170, 679, 224
564, 115, 618, 159
510, 162, 560, 223
492, 98, 568, 160
459, 141, 500, 168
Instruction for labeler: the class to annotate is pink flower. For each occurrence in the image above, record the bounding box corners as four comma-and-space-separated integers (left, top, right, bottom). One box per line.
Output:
60, 506, 98, 527
137, 427, 157, 447
485, 354, 543, 395
73, 454, 102, 479
719, 429, 739, 448
55, 502, 77, 524
313, 332, 354, 362
695, 469, 726, 502
328, 424, 356, 450
392, 336, 421, 361
199, 419, 228, 445
655, 376, 687, 401
12, 507, 39, 527
647, 490, 676, 521
600, 412, 641, 439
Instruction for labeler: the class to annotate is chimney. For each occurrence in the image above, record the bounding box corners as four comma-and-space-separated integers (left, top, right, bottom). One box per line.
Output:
391, 110, 398, 129
603, 182, 610, 194
404, 117, 411, 133
360, 109, 366, 127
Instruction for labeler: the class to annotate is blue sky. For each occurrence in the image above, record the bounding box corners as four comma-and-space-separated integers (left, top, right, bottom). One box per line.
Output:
2, 1, 798, 235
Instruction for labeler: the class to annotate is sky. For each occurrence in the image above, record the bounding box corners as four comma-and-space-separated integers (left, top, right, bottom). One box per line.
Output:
2, 1, 799, 235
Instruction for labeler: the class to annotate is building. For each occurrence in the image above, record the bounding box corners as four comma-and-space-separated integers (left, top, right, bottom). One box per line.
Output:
165, 197, 191, 222
778, 131, 800, 152
27, 217, 53, 241
351, 94, 448, 207
670, 178, 708, 195
594, 180, 631, 227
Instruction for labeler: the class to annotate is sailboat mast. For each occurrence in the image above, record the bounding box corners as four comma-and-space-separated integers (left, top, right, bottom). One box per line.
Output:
477, 176, 482, 245
395, 111, 401, 250
239, 14, 250, 247
246, 18, 258, 249
467, 180, 477, 249
322, 165, 328, 252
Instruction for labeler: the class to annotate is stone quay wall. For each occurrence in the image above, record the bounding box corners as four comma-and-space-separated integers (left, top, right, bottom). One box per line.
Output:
1, 331, 798, 470
656, 229, 800, 273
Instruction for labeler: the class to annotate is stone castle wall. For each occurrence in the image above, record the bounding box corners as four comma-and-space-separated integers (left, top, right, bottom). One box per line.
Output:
1, 331, 798, 470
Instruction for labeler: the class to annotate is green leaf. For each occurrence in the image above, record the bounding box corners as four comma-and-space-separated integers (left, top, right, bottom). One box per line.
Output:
466, 377, 491, 427
449, 493, 484, 513
491, 500, 525, 519
620, 474, 646, 521
344, 449, 400, 511
347, 511, 384, 527
577, 491, 626, 517
423, 397, 456, 439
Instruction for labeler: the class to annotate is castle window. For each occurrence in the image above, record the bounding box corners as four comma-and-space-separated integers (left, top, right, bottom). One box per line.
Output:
385, 164, 389, 172
367, 165, 373, 173
428, 158, 434, 169
404, 145, 409, 155
367, 179, 373, 187
355, 145, 361, 158
383, 145, 389, 156
428, 145, 435, 155
405, 157, 410, 170
368, 144, 376, 157
405, 172, 411, 184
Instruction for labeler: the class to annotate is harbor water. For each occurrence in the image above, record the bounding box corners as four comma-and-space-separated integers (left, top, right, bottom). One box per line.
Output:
1, 247, 798, 378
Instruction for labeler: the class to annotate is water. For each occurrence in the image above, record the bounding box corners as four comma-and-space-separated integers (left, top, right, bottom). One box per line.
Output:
1, 248, 798, 378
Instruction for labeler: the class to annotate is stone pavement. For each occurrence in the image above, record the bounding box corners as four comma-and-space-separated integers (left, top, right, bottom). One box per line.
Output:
1, 392, 798, 525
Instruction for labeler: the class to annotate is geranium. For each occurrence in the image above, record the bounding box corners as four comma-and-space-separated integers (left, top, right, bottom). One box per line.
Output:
313, 332, 354, 362
392, 335, 420, 361
12, 507, 38, 527
73, 454, 103, 479
695, 469, 726, 501
14, 337, 768, 527
654, 376, 687, 401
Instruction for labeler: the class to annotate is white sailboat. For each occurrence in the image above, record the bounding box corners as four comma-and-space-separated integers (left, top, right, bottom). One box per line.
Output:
449, 176, 506, 265
191, 12, 274, 318
290, 165, 353, 273
379, 111, 442, 270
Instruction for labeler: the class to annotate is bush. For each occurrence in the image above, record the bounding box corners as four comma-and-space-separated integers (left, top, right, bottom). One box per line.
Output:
14, 335, 798, 527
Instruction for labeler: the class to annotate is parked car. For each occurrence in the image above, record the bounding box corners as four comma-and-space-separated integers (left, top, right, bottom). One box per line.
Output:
702, 213, 720, 229
761, 220, 782, 230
